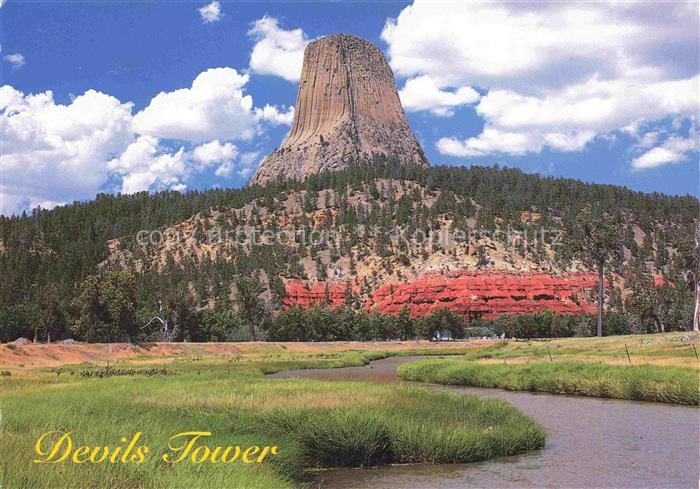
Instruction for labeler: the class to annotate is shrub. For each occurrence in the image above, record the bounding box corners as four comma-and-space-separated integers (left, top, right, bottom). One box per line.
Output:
79, 367, 177, 378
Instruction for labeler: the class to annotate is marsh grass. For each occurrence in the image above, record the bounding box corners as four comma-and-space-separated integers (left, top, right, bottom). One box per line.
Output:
0, 351, 544, 489
457, 333, 700, 367
398, 358, 700, 405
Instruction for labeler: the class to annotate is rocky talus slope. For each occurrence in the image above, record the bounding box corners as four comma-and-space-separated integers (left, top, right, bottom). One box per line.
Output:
251, 34, 427, 185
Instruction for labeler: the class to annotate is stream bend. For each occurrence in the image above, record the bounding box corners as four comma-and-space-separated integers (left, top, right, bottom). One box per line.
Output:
271, 356, 700, 489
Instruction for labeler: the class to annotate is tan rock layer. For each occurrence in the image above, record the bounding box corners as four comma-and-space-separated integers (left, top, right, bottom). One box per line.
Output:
252, 34, 427, 185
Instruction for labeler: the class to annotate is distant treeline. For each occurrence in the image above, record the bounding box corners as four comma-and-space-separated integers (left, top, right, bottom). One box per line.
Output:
2, 290, 685, 343
269, 306, 690, 341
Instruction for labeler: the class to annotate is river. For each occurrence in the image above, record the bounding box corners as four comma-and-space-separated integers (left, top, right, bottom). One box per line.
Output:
271, 356, 700, 489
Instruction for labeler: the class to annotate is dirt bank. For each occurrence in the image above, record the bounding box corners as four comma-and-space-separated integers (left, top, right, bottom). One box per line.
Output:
0, 340, 485, 370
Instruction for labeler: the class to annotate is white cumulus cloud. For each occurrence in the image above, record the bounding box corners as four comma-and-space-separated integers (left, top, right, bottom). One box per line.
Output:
132, 67, 258, 143
108, 136, 189, 194
0, 85, 133, 215
255, 104, 294, 126
248, 16, 309, 82
632, 129, 698, 170
399, 75, 479, 117
438, 129, 541, 158
198, 0, 221, 23
476, 77, 699, 133
191, 139, 239, 177
383, 1, 699, 167
191, 139, 238, 167
437, 75, 699, 157
382, 1, 697, 92
1, 67, 302, 214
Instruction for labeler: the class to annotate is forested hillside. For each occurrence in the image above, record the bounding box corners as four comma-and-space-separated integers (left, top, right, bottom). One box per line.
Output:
1, 159, 697, 342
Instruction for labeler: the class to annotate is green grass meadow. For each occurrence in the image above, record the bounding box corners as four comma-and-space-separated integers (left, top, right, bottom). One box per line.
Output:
4, 334, 696, 488
398, 358, 699, 405
0, 351, 544, 489
453, 333, 700, 366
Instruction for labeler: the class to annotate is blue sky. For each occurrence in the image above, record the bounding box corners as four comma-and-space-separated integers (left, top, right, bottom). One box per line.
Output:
1, 1, 698, 215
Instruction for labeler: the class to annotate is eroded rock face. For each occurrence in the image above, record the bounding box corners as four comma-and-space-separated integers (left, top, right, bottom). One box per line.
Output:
369, 271, 599, 320
251, 34, 427, 185
284, 280, 357, 309
284, 271, 599, 320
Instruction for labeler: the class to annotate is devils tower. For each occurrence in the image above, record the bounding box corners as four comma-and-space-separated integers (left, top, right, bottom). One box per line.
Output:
251, 34, 428, 185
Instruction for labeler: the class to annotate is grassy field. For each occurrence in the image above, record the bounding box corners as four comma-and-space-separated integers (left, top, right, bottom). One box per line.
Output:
0, 350, 544, 489
452, 332, 700, 367
0, 340, 488, 370
397, 333, 700, 405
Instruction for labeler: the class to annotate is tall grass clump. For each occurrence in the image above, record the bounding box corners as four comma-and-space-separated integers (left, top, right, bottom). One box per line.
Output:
252, 380, 545, 467
258, 386, 545, 468
382, 388, 545, 464
398, 359, 700, 405
267, 409, 392, 467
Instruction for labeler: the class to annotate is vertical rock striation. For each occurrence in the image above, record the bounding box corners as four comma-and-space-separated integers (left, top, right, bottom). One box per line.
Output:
251, 34, 428, 185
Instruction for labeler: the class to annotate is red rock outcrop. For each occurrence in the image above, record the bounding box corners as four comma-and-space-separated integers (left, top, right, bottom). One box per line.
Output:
369, 271, 599, 320
284, 271, 600, 319
251, 34, 427, 185
284, 280, 358, 308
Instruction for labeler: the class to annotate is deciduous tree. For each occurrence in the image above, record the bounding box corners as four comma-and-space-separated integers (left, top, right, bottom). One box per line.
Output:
234, 275, 266, 341
564, 206, 623, 336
